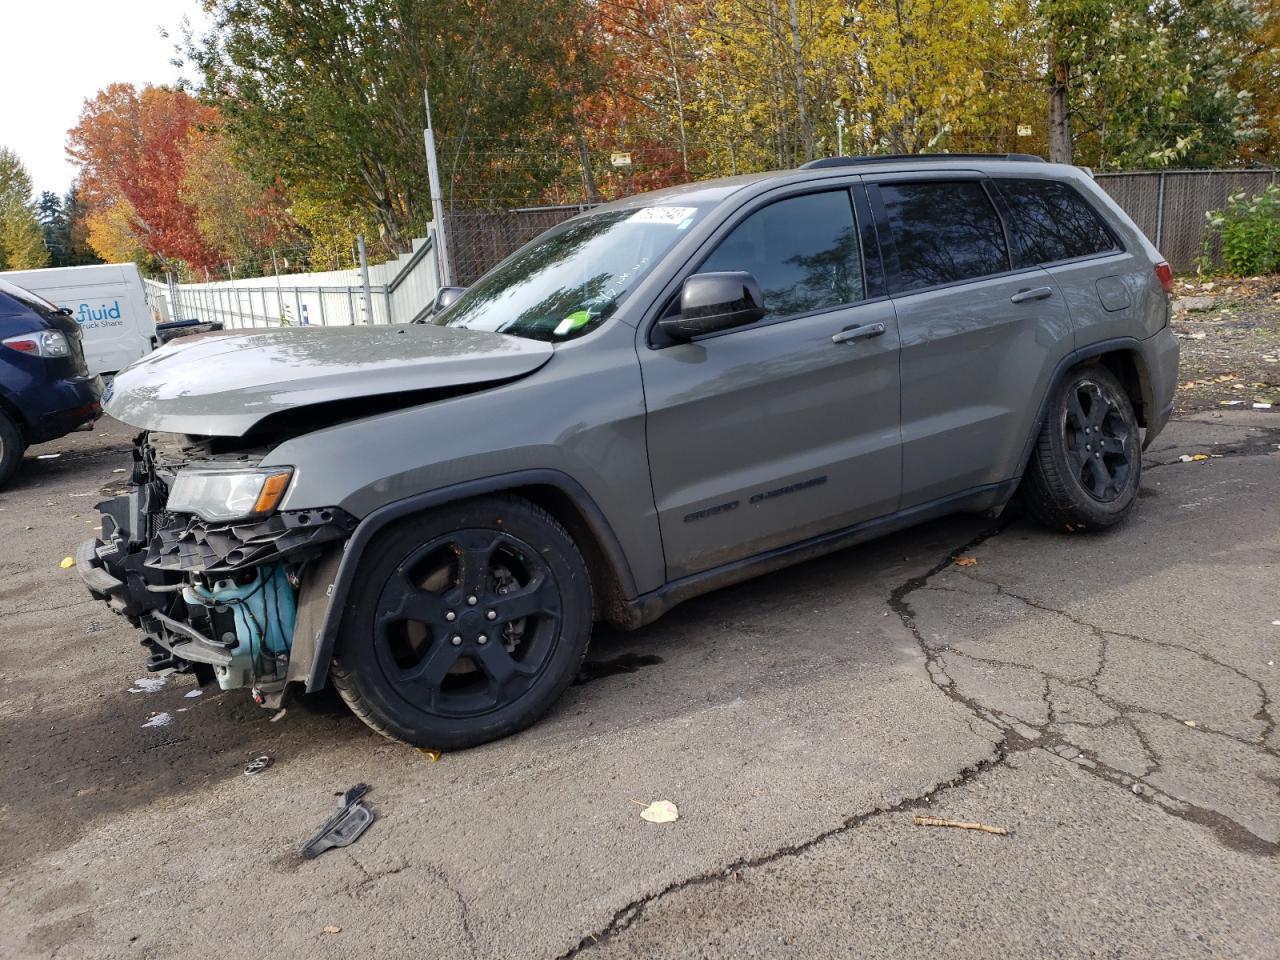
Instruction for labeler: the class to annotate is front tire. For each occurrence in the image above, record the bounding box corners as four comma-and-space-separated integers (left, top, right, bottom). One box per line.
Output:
1024, 364, 1142, 531
330, 496, 593, 749
0, 410, 26, 489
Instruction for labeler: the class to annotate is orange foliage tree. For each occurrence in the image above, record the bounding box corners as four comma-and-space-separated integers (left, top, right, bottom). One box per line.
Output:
67, 83, 222, 270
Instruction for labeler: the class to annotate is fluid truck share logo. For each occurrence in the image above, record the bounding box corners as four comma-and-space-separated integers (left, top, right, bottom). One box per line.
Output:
76, 301, 124, 328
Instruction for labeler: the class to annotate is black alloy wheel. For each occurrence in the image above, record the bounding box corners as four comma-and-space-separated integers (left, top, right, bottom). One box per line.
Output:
1060, 377, 1135, 502
1024, 363, 1142, 531
372, 529, 562, 718
331, 496, 592, 748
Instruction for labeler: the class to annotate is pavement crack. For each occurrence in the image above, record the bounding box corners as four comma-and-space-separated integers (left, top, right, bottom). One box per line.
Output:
965, 577, 1277, 756
557, 747, 1009, 958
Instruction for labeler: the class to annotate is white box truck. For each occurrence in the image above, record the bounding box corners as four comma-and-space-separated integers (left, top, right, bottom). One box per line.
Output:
0, 264, 154, 375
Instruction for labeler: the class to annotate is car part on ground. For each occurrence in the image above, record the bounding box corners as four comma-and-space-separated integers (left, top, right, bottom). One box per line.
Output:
300, 783, 375, 859
77, 156, 1179, 747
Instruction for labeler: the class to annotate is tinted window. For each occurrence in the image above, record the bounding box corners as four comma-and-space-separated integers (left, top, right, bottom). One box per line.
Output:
700, 190, 864, 322
997, 178, 1117, 264
879, 181, 1009, 291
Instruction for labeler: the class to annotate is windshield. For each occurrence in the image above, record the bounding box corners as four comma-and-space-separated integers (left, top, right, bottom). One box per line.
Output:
435, 204, 706, 341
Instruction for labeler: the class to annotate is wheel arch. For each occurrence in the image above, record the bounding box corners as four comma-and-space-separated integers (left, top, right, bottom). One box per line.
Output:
1017, 337, 1155, 484
299, 469, 639, 692
0, 388, 31, 443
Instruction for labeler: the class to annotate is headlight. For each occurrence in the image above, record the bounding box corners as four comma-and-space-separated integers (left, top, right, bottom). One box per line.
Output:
166, 467, 293, 523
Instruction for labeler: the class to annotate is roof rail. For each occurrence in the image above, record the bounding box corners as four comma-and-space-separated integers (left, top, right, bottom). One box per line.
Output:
798, 153, 1045, 170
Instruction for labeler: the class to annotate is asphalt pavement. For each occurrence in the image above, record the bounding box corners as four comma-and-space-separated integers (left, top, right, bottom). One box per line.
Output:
1, 412, 1277, 959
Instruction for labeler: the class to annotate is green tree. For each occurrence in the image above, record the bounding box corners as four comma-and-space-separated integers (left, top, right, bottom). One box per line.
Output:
188, 0, 602, 253
0, 147, 48, 270
59, 186, 102, 267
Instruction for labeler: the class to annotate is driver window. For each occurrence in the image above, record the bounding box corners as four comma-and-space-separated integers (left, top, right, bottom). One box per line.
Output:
699, 190, 864, 323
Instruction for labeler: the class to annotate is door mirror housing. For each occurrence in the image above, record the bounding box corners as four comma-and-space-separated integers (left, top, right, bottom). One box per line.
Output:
432, 285, 467, 314
659, 272, 766, 341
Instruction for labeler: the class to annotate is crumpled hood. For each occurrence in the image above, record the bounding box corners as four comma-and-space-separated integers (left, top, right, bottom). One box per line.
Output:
105, 324, 553, 436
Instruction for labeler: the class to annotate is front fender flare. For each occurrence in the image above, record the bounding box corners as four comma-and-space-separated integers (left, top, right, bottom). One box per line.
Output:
295, 469, 638, 692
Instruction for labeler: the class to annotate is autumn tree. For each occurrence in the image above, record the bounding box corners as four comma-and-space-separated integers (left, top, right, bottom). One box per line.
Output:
188, 0, 603, 249
67, 83, 221, 269
0, 147, 48, 271
180, 128, 302, 269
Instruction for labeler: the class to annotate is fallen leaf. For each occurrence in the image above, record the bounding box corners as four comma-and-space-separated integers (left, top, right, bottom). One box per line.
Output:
322, 925, 342, 934
417, 748, 442, 762
1184, 720, 1197, 728
953, 556, 978, 567
1178, 454, 1210, 462
59, 556, 75, 569
639, 800, 679, 823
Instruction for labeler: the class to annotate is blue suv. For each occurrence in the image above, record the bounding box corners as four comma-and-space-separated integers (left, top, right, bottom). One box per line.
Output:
0, 277, 103, 486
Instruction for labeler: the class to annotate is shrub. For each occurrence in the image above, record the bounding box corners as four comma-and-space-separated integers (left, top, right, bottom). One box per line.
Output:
1200, 184, 1280, 276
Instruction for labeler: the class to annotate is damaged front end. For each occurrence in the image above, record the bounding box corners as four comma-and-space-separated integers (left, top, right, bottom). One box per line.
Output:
77, 432, 354, 706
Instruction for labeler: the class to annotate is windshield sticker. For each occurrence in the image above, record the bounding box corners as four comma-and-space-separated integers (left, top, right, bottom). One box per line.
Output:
554, 309, 594, 337
629, 206, 698, 225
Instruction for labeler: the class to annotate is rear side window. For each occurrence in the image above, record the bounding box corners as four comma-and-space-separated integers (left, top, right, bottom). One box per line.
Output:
699, 190, 864, 323
879, 181, 1009, 292
996, 178, 1117, 265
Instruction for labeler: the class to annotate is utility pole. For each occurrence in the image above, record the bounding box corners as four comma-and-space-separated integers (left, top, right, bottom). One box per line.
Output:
356, 235, 373, 324
423, 87, 453, 287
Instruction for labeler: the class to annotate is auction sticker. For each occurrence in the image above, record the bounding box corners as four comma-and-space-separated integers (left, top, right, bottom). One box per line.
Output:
629, 206, 698, 225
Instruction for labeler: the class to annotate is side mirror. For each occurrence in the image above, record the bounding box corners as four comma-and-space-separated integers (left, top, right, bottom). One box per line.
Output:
432, 285, 467, 314
659, 272, 765, 341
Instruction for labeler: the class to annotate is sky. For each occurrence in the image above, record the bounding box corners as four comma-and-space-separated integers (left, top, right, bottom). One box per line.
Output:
0, 0, 210, 199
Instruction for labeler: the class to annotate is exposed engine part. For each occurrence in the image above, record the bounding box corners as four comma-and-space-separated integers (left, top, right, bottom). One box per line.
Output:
183, 563, 297, 691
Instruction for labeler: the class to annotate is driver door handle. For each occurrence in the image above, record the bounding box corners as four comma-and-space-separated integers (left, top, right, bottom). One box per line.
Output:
831, 322, 886, 344
1010, 286, 1054, 304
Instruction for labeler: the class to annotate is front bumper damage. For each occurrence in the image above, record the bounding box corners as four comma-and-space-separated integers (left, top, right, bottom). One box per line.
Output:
77, 434, 355, 706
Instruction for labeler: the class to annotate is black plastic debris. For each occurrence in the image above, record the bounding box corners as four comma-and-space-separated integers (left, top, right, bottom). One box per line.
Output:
300, 783, 375, 859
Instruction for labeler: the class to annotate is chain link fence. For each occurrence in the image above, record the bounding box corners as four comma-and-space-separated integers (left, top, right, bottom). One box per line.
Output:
1094, 169, 1278, 271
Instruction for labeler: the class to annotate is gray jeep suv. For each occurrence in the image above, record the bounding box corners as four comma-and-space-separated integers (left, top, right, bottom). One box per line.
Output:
78, 155, 1178, 748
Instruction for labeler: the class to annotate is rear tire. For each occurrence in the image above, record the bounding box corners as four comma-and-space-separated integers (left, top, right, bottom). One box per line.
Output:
330, 495, 593, 749
0, 410, 25, 489
1024, 364, 1141, 531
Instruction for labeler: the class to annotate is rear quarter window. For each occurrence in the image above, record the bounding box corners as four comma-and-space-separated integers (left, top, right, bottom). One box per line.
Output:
878, 181, 1010, 292
996, 178, 1118, 265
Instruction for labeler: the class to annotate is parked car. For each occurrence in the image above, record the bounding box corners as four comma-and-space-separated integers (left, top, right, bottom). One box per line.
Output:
0, 263, 154, 376
78, 155, 1178, 748
0, 278, 103, 487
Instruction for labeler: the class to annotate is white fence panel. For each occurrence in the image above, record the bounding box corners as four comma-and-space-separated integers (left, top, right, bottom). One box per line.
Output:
145, 229, 442, 330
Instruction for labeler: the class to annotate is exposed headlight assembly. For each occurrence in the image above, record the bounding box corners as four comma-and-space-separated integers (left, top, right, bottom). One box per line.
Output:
166, 467, 293, 523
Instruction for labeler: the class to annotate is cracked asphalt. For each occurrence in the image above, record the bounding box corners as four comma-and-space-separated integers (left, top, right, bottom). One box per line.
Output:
1, 411, 1278, 960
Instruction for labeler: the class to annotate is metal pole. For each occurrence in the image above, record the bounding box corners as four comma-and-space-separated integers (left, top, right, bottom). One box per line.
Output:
424, 88, 453, 286
357, 234, 373, 324
1155, 171, 1167, 249
272, 249, 286, 325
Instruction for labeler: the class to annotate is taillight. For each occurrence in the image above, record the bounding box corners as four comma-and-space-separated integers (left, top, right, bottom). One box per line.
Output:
2, 331, 70, 357
1154, 261, 1174, 294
